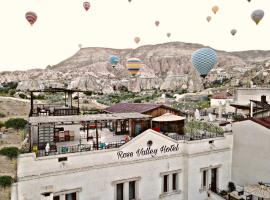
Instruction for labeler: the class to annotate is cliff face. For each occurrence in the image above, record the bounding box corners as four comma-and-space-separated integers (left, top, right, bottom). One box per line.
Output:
1, 42, 270, 93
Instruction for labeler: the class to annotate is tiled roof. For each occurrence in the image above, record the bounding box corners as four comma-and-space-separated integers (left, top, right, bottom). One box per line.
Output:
212, 92, 233, 99
251, 117, 270, 129
104, 103, 164, 114
235, 117, 270, 129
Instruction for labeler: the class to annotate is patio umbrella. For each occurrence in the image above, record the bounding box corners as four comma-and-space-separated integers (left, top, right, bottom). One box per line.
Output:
245, 184, 270, 199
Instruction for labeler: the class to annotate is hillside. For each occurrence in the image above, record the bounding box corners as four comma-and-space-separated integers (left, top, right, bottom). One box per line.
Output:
0, 42, 269, 93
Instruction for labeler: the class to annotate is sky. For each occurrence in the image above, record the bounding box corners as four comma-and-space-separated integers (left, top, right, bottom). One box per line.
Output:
0, 0, 270, 71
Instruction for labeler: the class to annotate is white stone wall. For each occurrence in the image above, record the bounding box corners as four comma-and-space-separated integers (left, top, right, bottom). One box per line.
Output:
232, 120, 270, 186
210, 99, 234, 107
15, 130, 233, 200
234, 88, 270, 105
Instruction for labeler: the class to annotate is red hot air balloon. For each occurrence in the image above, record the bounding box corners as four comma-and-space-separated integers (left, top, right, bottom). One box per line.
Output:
25, 12, 37, 26
155, 21, 160, 27
83, 2, 91, 11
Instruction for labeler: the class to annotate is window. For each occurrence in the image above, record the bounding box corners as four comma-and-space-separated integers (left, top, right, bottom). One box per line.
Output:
113, 177, 140, 200
53, 196, 60, 200
129, 181, 136, 200
160, 170, 181, 197
172, 173, 178, 191
163, 175, 169, 193
202, 170, 208, 188
65, 192, 77, 200
116, 183, 124, 200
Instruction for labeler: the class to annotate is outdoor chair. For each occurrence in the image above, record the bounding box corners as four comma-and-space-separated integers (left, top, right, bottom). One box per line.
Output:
59, 131, 65, 142
64, 131, 70, 141
69, 131, 75, 141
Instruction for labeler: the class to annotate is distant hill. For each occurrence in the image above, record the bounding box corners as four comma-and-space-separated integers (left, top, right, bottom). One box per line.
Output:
0, 42, 270, 93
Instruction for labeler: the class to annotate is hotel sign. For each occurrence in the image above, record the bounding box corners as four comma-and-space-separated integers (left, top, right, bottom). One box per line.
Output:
117, 144, 179, 159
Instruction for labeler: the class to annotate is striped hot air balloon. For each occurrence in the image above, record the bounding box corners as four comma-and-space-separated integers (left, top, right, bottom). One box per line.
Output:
25, 12, 37, 26
126, 58, 143, 76
191, 48, 217, 78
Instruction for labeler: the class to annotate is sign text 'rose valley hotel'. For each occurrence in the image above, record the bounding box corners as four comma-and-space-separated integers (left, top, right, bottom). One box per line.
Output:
117, 144, 180, 159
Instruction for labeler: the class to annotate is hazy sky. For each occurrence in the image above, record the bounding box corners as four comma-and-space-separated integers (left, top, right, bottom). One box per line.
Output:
0, 0, 270, 71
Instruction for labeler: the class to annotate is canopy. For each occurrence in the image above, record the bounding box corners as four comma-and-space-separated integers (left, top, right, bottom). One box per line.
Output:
152, 113, 185, 122
245, 184, 270, 198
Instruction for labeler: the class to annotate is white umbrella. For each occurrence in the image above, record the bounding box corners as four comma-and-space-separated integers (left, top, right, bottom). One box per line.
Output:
245, 184, 270, 199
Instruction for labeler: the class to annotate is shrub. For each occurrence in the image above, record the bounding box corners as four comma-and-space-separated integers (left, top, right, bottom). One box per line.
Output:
0, 147, 19, 159
0, 121, 4, 129
0, 112, 6, 118
9, 89, 16, 96
228, 182, 236, 192
19, 93, 27, 99
5, 118, 27, 132
0, 176, 13, 188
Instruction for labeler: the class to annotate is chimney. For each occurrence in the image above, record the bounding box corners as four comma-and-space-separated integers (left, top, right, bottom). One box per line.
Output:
261, 95, 267, 103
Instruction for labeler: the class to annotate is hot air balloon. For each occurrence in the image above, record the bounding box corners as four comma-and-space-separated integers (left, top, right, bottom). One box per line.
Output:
206, 16, 212, 22
128, 0, 132, 2
167, 33, 171, 38
251, 9, 264, 25
212, 6, 219, 14
126, 58, 143, 76
247, 0, 251, 2
83, 2, 90, 11
25, 12, 37, 26
134, 37, 140, 44
78, 44, 82, 49
231, 29, 237, 36
191, 48, 217, 78
109, 55, 120, 68
155, 21, 160, 27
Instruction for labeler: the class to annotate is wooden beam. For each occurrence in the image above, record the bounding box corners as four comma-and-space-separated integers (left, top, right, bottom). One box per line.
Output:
95, 120, 99, 150
30, 92, 34, 116
86, 122, 89, 142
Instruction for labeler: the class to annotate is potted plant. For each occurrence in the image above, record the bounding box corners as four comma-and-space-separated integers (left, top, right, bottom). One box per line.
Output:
228, 182, 236, 192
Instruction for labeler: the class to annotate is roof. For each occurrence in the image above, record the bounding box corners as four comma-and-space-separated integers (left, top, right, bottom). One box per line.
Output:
212, 91, 233, 99
235, 117, 270, 129
230, 103, 250, 110
152, 113, 186, 122
29, 88, 83, 93
104, 103, 183, 115
29, 112, 151, 125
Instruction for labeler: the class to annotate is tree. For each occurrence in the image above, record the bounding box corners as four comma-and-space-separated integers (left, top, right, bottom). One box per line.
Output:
0, 121, 4, 129
0, 176, 13, 188
5, 118, 27, 132
0, 147, 19, 159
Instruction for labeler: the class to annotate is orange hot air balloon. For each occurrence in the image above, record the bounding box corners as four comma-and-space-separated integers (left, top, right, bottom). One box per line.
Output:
212, 6, 219, 14
155, 21, 160, 27
134, 37, 140, 44
83, 2, 91, 11
206, 16, 212, 22
25, 12, 37, 26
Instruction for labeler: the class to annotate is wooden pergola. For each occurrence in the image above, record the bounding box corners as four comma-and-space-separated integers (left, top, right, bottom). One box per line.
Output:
29, 88, 83, 117
29, 113, 151, 150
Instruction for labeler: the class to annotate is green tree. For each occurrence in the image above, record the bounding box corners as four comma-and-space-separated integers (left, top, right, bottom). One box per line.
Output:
0, 147, 19, 159
5, 118, 27, 132
0, 176, 13, 188
0, 121, 4, 129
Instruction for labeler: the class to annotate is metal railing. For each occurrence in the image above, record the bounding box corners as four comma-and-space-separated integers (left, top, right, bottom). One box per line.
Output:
36, 141, 127, 157
168, 132, 224, 141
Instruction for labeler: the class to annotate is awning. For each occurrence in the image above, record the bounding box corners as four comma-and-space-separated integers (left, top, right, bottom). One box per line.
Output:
152, 113, 186, 122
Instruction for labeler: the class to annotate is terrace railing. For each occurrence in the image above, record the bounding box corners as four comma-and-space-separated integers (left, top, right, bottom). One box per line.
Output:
36, 141, 126, 157
168, 132, 224, 141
